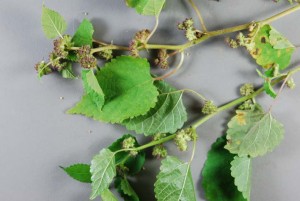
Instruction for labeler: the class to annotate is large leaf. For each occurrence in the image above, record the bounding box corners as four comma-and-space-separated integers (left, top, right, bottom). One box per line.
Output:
249, 24, 294, 70
108, 134, 145, 175
41, 6, 67, 39
225, 106, 284, 157
202, 136, 246, 201
100, 189, 118, 201
231, 156, 252, 200
90, 149, 116, 200
126, 0, 165, 16
68, 56, 158, 123
115, 176, 139, 201
123, 80, 187, 136
154, 156, 196, 201
61, 164, 91, 183
72, 19, 94, 47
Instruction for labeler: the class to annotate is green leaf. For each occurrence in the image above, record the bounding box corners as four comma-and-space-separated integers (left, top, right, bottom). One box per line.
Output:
115, 176, 139, 201
249, 24, 294, 70
269, 28, 294, 49
126, 0, 166, 16
61, 64, 77, 79
231, 156, 252, 200
82, 70, 105, 109
72, 19, 94, 47
61, 164, 91, 183
154, 156, 196, 201
123, 80, 187, 136
108, 134, 145, 175
264, 81, 277, 98
100, 189, 118, 201
68, 56, 158, 123
202, 136, 246, 201
225, 106, 284, 157
90, 149, 116, 200
41, 6, 67, 39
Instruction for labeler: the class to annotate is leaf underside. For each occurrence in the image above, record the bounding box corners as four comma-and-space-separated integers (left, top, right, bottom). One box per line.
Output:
225, 106, 284, 157
231, 156, 252, 200
90, 149, 116, 200
41, 6, 67, 39
154, 156, 196, 201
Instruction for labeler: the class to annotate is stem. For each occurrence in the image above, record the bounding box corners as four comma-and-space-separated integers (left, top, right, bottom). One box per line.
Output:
145, 16, 159, 43
120, 5, 300, 53
260, 4, 300, 25
91, 45, 129, 54
187, 0, 208, 32
191, 77, 284, 129
268, 66, 300, 111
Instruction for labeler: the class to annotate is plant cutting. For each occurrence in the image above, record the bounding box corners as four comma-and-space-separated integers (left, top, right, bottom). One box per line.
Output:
35, 1, 300, 200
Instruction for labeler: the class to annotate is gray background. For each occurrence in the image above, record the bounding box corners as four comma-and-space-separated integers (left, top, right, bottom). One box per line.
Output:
1, 0, 300, 200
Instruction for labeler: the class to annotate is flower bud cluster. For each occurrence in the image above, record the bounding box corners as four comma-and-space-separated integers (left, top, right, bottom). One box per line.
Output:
154, 49, 169, 69
240, 83, 254, 96
35, 61, 52, 77
178, 18, 203, 41
174, 128, 197, 151
53, 35, 73, 58
202, 100, 218, 115
122, 137, 138, 156
152, 145, 168, 158
77, 45, 97, 69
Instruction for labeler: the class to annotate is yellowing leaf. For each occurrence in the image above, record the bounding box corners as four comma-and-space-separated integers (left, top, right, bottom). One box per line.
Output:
225, 106, 284, 157
249, 24, 294, 70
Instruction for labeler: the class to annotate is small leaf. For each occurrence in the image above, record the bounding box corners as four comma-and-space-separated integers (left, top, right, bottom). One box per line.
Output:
100, 189, 118, 201
115, 176, 139, 201
126, 0, 166, 16
61, 164, 91, 183
154, 156, 196, 201
231, 156, 252, 200
248, 24, 294, 70
202, 136, 246, 201
108, 134, 145, 175
41, 6, 67, 39
61, 64, 77, 79
264, 81, 277, 98
72, 19, 94, 47
123, 80, 187, 136
90, 149, 116, 200
225, 106, 284, 157
68, 56, 159, 123
82, 70, 105, 109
